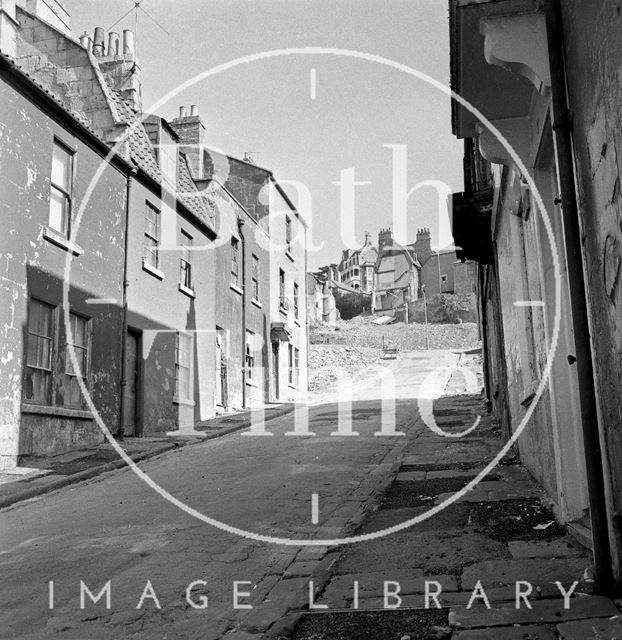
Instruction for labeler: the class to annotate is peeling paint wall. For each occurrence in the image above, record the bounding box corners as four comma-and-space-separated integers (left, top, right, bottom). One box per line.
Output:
562, 0, 622, 548
0, 74, 125, 463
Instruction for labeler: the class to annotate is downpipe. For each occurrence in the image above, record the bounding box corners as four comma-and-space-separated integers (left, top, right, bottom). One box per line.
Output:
544, 0, 614, 592
238, 217, 247, 409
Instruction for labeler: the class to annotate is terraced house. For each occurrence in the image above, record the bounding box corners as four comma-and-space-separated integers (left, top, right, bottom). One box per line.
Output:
0, 0, 308, 467
449, 0, 622, 587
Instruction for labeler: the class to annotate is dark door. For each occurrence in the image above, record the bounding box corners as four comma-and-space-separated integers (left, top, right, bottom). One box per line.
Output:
271, 341, 279, 401
122, 330, 140, 436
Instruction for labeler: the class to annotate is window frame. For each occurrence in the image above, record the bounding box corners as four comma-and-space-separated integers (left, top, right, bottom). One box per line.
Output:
24, 298, 56, 406
245, 330, 256, 383
231, 237, 240, 287
174, 331, 193, 402
285, 216, 292, 251
49, 138, 75, 237
279, 268, 286, 310
251, 254, 259, 301
64, 311, 91, 409
180, 229, 193, 290
143, 201, 161, 270
293, 282, 299, 319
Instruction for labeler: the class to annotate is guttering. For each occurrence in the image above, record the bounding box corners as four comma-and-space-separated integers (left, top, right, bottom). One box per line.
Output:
544, 0, 614, 592
238, 217, 247, 409
117, 171, 135, 438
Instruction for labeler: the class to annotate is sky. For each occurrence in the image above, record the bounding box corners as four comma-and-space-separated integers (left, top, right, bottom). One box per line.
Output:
65, 0, 464, 269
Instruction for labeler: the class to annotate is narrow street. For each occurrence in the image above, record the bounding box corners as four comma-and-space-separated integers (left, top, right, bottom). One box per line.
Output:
0, 351, 464, 639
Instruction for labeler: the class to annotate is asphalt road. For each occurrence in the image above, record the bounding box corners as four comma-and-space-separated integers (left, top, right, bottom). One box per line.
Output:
0, 351, 461, 639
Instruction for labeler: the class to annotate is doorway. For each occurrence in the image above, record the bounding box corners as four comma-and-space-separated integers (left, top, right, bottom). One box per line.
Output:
215, 327, 228, 411
271, 341, 279, 401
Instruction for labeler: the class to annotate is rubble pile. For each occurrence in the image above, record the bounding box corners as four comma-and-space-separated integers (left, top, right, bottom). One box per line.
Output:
308, 317, 480, 392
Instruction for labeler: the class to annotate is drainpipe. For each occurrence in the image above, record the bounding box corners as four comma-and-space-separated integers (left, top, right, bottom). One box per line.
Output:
118, 172, 133, 439
544, 0, 614, 592
238, 217, 247, 409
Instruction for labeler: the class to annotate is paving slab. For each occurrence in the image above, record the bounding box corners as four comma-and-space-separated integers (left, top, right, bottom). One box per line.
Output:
426, 469, 482, 480
396, 470, 428, 481
451, 596, 617, 629
461, 558, 591, 589
557, 617, 622, 639
453, 626, 557, 639
508, 540, 583, 560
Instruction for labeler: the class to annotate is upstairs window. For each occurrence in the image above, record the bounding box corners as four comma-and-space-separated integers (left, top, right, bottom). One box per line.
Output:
180, 230, 192, 289
285, 216, 292, 251
49, 140, 74, 236
251, 254, 259, 300
144, 202, 160, 269
231, 237, 240, 287
294, 282, 299, 319
279, 269, 286, 310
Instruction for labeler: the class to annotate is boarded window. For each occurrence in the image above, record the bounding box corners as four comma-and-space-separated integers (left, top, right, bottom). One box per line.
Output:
245, 330, 256, 382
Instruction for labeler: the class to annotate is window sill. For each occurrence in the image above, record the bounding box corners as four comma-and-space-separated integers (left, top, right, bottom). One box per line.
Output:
42, 226, 83, 257
173, 396, 196, 407
245, 379, 259, 388
179, 283, 196, 299
279, 306, 288, 317
288, 383, 300, 391
230, 283, 244, 296
251, 299, 263, 309
285, 250, 295, 262
294, 318, 301, 327
143, 260, 165, 280
21, 403, 94, 420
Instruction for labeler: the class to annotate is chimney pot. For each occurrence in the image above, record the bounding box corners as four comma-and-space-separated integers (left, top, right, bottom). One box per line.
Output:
180, 106, 188, 118
123, 29, 135, 55
107, 31, 120, 57
92, 27, 105, 57
190, 105, 198, 117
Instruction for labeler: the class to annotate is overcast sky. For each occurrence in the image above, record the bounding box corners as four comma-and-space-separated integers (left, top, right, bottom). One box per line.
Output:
66, 0, 463, 269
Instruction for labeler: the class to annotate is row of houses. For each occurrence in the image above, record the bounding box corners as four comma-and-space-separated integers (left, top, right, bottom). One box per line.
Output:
448, 0, 622, 587
308, 228, 477, 323
0, 0, 308, 467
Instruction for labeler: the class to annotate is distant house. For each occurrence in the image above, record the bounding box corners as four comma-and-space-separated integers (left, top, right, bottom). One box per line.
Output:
337, 233, 378, 293
306, 269, 338, 325
373, 228, 420, 314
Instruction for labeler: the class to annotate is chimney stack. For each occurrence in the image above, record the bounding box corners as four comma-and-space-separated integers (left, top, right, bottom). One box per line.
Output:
92, 26, 105, 57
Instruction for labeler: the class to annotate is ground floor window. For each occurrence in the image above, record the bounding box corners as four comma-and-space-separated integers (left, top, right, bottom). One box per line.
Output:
23, 298, 91, 408
245, 330, 256, 383
288, 344, 300, 387
175, 332, 193, 401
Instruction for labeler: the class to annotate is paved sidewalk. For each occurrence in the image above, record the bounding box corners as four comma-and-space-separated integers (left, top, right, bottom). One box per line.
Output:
0, 402, 294, 511
277, 392, 621, 640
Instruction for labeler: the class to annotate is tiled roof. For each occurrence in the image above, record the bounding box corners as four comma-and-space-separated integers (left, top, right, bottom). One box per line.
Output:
109, 92, 214, 226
